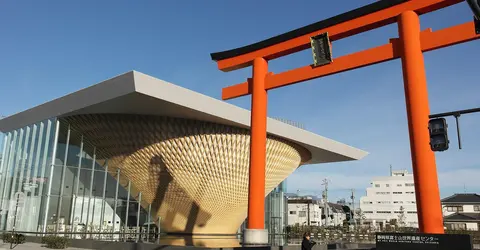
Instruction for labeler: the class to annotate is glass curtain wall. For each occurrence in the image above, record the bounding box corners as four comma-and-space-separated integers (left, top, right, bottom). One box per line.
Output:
0, 118, 56, 232
237, 180, 288, 245
0, 118, 150, 240
265, 181, 287, 246
265, 181, 287, 235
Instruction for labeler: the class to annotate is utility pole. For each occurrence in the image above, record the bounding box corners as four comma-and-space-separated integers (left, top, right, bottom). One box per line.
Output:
350, 189, 357, 229
322, 179, 329, 227
390, 165, 393, 176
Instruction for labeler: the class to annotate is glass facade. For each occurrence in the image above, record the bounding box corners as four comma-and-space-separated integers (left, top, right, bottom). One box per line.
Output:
238, 180, 288, 245
1, 116, 289, 243
0, 118, 149, 239
265, 181, 287, 235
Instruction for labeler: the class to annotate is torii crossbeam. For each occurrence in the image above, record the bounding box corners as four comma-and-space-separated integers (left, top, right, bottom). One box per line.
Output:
210, 0, 480, 245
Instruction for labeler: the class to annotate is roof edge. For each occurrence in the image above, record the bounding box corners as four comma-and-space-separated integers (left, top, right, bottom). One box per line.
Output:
132, 71, 368, 164
210, 0, 407, 61
0, 71, 136, 132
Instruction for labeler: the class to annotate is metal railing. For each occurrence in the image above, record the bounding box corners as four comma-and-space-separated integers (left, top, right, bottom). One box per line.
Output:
271, 117, 306, 130
1, 229, 163, 243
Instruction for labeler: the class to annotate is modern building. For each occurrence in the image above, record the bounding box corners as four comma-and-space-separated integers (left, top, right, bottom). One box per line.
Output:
0, 71, 367, 236
359, 169, 418, 228
442, 193, 480, 231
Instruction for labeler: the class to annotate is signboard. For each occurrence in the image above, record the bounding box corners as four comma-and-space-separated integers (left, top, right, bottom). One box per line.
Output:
376, 232, 472, 250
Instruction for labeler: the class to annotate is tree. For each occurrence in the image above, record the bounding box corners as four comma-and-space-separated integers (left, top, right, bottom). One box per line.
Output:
355, 208, 366, 225
397, 206, 406, 227
389, 218, 398, 227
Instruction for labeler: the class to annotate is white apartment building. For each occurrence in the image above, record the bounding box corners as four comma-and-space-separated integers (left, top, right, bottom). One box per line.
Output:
287, 196, 348, 227
287, 196, 323, 226
322, 203, 347, 227
360, 170, 418, 228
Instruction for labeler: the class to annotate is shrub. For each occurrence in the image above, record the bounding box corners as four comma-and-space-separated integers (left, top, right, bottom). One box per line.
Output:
41, 236, 69, 249
1, 233, 26, 244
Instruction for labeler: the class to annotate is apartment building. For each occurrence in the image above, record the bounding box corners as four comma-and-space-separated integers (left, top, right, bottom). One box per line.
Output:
322, 202, 348, 227
287, 195, 348, 227
287, 196, 323, 226
359, 170, 418, 228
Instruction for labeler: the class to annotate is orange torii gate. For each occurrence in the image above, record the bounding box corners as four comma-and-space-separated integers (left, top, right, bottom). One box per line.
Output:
210, 0, 480, 244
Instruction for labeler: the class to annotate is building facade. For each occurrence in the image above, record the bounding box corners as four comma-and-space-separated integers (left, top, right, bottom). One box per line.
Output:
442, 193, 480, 231
265, 181, 288, 235
359, 170, 418, 228
238, 181, 288, 245
0, 71, 367, 236
287, 196, 323, 227
0, 118, 147, 237
322, 203, 347, 227
286, 195, 348, 228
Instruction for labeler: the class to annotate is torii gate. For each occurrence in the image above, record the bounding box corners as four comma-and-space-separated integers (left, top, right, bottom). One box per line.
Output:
210, 0, 480, 245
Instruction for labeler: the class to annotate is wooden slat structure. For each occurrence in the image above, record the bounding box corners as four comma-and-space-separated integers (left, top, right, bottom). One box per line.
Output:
64, 114, 311, 234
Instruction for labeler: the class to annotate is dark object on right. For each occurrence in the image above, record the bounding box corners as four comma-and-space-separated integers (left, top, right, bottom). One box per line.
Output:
428, 118, 449, 152
376, 232, 472, 250
467, 0, 480, 20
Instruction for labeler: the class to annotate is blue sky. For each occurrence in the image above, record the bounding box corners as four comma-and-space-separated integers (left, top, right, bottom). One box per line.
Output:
1, 1, 479, 204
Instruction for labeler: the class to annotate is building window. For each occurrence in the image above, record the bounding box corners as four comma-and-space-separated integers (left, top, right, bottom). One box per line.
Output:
299, 211, 306, 217
447, 223, 466, 230
289, 211, 296, 215
393, 192, 403, 194
364, 211, 373, 213
405, 183, 414, 187
375, 184, 380, 188
406, 192, 415, 194
397, 184, 402, 187
386, 184, 390, 187
363, 201, 373, 204
474, 205, 480, 212
446, 206, 463, 212
376, 192, 390, 195
407, 211, 417, 214
377, 211, 391, 214
378, 201, 391, 204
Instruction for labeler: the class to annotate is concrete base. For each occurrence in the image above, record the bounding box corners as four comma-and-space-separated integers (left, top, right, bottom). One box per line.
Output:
242, 229, 269, 246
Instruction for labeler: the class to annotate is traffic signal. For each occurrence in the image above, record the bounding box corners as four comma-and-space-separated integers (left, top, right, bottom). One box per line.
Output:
466, 0, 480, 20
428, 118, 449, 151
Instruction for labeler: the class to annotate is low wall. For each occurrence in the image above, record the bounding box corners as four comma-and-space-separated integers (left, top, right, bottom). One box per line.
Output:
24, 236, 375, 250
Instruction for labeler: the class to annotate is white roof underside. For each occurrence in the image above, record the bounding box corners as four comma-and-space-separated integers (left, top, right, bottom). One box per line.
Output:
0, 71, 368, 164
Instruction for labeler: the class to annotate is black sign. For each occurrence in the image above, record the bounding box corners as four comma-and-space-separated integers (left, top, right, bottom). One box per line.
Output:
376, 232, 472, 250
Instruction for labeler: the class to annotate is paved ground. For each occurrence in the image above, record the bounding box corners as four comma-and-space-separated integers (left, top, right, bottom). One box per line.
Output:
0, 242, 85, 250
